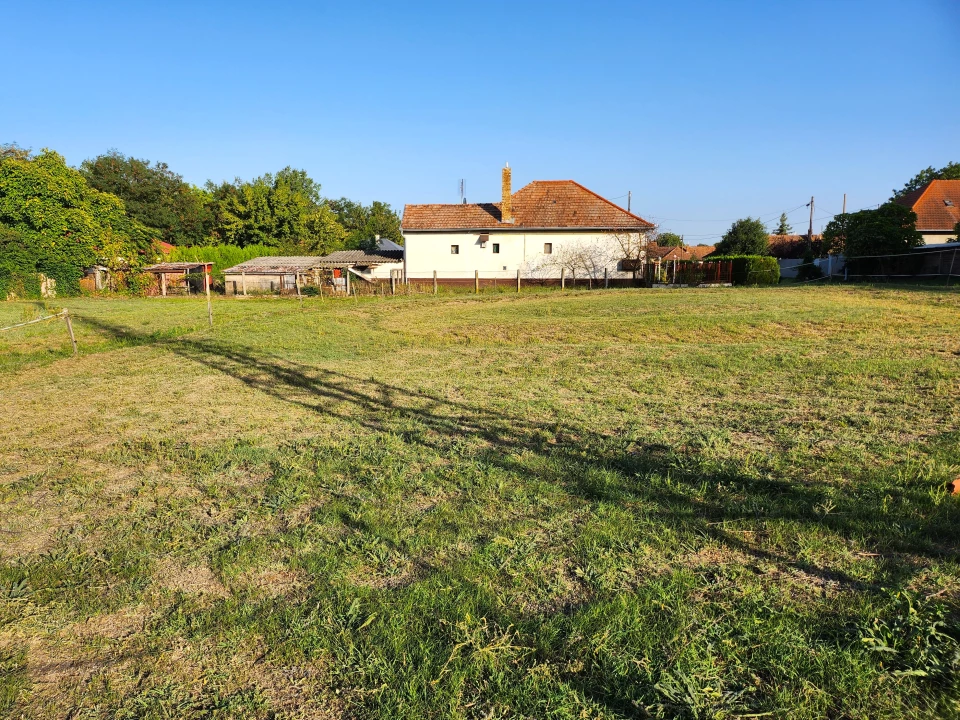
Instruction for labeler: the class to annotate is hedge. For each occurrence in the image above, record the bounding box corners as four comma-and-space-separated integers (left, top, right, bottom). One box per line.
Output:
708, 255, 780, 286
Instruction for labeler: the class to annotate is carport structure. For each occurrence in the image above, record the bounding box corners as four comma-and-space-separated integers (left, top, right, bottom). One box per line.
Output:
143, 262, 213, 296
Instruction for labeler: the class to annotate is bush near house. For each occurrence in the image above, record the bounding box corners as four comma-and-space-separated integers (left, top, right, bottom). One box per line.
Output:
707, 255, 780, 285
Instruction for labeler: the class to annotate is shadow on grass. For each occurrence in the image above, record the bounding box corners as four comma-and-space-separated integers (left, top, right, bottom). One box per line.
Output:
73, 312, 960, 717
77, 313, 960, 589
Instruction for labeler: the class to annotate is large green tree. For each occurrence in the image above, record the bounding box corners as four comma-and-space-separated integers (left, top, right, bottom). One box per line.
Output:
822, 203, 923, 257
81, 151, 211, 246
891, 162, 960, 200
0, 147, 151, 293
328, 197, 404, 249
714, 217, 769, 255
654, 231, 684, 247
206, 168, 347, 253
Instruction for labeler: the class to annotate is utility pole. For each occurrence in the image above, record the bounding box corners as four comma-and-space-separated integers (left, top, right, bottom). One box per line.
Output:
627, 191, 632, 212
807, 196, 815, 251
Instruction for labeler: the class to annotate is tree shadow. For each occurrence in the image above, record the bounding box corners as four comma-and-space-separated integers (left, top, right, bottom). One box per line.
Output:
76, 313, 960, 593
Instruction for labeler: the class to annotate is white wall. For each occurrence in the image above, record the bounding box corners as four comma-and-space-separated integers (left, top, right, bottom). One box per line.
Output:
921, 232, 958, 245
402, 231, 645, 279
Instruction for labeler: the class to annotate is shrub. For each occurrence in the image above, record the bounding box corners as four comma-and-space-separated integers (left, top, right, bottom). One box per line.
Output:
795, 250, 824, 281
707, 255, 780, 286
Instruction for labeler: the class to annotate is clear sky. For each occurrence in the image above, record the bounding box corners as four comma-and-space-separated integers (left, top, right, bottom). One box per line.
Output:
4, 0, 957, 243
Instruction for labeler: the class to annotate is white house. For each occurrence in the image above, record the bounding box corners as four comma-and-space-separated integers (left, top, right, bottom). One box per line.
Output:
401, 166, 655, 283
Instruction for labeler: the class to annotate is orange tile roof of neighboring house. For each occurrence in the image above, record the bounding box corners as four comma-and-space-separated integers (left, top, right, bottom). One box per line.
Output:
895, 179, 960, 230
155, 240, 175, 254
402, 180, 654, 231
647, 244, 716, 261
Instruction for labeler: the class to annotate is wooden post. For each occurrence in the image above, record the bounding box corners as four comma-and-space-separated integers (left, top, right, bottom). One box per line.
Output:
205, 267, 213, 328
433, 270, 438, 295
475, 270, 479, 294
184, 270, 190, 295
62, 309, 77, 356
561, 267, 566, 290
161, 272, 167, 297
516, 268, 521, 293
391, 274, 396, 295
346, 269, 351, 296
242, 270, 247, 296
296, 273, 303, 310
604, 267, 608, 289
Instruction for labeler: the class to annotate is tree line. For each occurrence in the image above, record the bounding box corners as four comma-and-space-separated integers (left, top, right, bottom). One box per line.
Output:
0, 144, 402, 296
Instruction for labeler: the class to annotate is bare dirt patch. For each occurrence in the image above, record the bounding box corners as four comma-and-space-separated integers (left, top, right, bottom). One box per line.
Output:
156, 559, 228, 597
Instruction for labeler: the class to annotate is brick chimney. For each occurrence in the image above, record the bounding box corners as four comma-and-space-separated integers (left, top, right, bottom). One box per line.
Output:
501, 163, 513, 223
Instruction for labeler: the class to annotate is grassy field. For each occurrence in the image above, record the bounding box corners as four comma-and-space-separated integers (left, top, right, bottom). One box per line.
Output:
1, 285, 959, 719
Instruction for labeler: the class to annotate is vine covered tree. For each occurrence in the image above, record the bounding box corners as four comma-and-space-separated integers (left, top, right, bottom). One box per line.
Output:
0, 147, 151, 294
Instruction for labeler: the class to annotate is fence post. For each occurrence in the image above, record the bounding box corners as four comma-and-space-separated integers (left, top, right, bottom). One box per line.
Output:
604, 267, 608, 289
296, 273, 303, 309
947, 249, 957, 287
62, 309, 77, 356
241, 270, 247, 296
561, 268, 566, 290
391, 274, 396, 295
517, 268, 521, 293
161, 273, 167, 297
346, 270, 351, 296
475, 270, 479, 294
205, 267, 213, 327
433, 270, 438, 295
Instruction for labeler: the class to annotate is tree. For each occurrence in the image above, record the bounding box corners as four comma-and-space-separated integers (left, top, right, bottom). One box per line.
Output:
81, 151, 212, 246
822, 203, 922, 257
714, 217, 769, 255
891, 162, 960, 200
774, 213, 793, 235
0, 147, 151, 294
205, 167, 348, 253
655, 231, 684, 247
611, 231, 652, 279
328, 197, 403, 249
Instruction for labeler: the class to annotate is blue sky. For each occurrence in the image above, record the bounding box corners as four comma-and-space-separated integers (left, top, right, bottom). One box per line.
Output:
4, 0, 957, 243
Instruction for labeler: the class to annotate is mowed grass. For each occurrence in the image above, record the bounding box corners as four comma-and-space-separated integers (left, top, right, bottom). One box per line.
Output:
1, 285, 959, 719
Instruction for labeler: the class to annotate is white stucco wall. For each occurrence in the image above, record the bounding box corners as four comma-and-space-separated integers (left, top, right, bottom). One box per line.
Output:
402, 231, 645, 279
921, 232, 958, 245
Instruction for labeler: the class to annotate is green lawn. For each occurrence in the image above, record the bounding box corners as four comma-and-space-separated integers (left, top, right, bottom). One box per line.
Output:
1, 286, 959, 719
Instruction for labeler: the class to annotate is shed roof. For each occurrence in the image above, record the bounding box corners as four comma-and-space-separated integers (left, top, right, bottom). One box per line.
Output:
312, 249, 403, 267
402, 180, 654, 231
894, 179, 960, 231
223, 256, 328, 274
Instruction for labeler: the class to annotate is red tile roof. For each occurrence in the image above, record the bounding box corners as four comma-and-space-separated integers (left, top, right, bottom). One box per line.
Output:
402, 180, 653, 231
895, 179, 960, 231
648, 244, 715, 261
767, 234, 823, 259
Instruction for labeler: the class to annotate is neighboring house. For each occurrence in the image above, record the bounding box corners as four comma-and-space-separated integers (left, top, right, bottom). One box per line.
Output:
648, 244, 716, 262
894, 179, 960, 245
401, 166, 654, 282
222, 240, 404, 295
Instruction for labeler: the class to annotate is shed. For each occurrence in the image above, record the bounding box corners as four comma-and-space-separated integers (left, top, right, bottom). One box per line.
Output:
222, 257, 327, 295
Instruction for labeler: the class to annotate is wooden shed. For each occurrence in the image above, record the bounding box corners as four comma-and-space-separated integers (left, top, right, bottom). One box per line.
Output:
143, 262, 213, 296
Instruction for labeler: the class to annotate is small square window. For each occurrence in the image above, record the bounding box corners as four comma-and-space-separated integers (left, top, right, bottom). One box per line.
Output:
451, 245, 459, 255
492, 243, 500, 254
544, 243, 553, 254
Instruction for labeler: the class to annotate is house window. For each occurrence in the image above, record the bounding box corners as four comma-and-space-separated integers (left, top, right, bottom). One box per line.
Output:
451, 245, 459, 255
492, 243, 500, 254
544, 243, 553, 254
